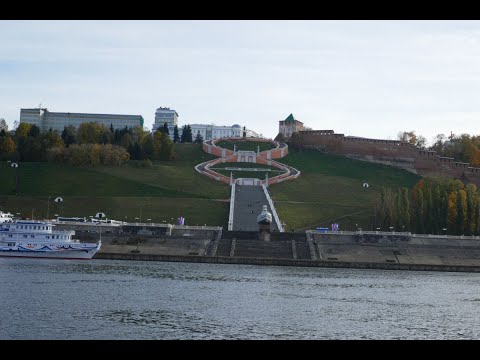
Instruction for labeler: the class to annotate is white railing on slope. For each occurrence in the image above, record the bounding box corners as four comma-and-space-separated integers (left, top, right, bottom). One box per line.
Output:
261, 184, 284, 232
228, 182, 236, 230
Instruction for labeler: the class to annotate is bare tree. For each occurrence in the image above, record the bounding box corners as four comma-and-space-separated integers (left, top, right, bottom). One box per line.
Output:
0, 118, 8, 132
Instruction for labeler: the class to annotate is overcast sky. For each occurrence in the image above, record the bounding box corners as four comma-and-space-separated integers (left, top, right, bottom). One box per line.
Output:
2, 20, 480, 143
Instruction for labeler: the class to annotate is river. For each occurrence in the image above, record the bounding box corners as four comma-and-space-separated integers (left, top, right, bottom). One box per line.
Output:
1, 258, 480, 339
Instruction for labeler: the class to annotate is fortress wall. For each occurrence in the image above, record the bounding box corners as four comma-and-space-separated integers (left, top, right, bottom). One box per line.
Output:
299, 132, 480, 186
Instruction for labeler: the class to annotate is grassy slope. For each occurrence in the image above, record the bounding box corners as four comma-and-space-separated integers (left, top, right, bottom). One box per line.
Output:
0, 145, 421, 230
0, 144, 229, 226
215, 140, 275, 152
270, 149, 421, 232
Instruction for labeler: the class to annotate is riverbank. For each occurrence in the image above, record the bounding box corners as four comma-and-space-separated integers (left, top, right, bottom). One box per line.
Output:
94, 251, 480, 273
53, 222, 480, 273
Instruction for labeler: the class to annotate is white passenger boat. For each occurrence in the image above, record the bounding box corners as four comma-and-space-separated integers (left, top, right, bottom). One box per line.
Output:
0, 215, 101, 260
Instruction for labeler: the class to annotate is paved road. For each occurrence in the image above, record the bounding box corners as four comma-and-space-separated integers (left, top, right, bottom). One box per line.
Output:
232, 185, 279, 232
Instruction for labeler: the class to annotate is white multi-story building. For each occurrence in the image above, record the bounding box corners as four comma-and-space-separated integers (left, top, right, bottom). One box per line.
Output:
20, 108, 144, 132
152, 107, 178, 132
152, 106, 260, 141
188, 124, 242, 141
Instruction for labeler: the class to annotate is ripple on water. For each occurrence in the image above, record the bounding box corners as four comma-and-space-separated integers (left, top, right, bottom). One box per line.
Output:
2, 259, 480, 339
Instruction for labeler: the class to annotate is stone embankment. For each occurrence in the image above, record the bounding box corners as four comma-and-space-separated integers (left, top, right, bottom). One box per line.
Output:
61, 222, 480, 273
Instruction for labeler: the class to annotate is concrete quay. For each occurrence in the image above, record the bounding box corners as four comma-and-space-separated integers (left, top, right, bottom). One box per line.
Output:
69, 222, 480, 273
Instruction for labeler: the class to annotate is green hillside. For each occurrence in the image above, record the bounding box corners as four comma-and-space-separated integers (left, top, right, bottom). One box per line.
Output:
0, 144, 421, 230
0, 144, 230, 226
271, 149, 421, 232
215, 140, 275, 152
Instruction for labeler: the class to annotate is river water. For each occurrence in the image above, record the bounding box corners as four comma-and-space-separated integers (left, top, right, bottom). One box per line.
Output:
1, 258, 480, 339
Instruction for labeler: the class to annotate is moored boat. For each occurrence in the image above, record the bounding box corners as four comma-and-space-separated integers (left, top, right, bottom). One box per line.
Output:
0, 217, 101, 260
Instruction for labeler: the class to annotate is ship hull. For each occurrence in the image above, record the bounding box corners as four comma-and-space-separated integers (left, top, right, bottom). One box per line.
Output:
0, 248, 99, 260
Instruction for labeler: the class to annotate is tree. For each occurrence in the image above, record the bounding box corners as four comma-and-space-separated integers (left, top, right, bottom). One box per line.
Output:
194, 130, 204, 144
40, 129, 64, 156
414, 188, 424, 234
398, 131, 426, 149
0, 118, 8, 132
152, 130, 163, 159
131, 125, 148, 145
28, 124, 41, 137
447, 192, 457, 234
61, 125, 76, 147
399, 187, 410, 232
159, 131, 174, 160
77, 122, 104, 144
424, 187, 434, 234
466, 184, 477, 236
180, 125, 187, 143
15, 122, 32, 138
161, 122, 170, 135
0, 136, 16, 160
120, 132, 133, 149
456, 190, 467, 235
141, 134, 155, 160
181, 125, 192, 143
378, 187, 395, 230
173, 125, 180, 143
476, 199, 480, 236
185, 125, 193, 143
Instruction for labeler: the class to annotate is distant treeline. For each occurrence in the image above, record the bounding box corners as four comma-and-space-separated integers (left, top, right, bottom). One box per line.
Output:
0, 122, 193, 166
376, 177, 480, 236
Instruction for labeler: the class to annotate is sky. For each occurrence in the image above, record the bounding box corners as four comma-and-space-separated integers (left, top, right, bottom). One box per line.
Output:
1, 20, 480, 144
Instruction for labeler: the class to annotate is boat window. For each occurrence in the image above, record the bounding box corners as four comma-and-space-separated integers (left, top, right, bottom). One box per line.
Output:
23, 235, 27, 238
46, 236, 49, 239
31, 235, 35, 238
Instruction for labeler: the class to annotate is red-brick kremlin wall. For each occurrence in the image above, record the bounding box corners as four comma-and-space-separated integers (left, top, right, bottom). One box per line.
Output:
298, 130, 480, 187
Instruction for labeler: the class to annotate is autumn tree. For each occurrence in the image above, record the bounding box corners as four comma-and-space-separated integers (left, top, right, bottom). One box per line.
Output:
447, 191, 457, 234
398, 131, 427, 149
456, 190, 467, 235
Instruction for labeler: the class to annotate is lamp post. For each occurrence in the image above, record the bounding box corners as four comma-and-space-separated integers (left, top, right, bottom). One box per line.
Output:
10, 162, 18, 194
54, 197, 64, 217
47, 196, 52, 220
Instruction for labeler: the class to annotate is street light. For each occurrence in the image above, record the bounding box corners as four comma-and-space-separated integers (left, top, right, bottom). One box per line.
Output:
10, 162, 18, 194
47, 196, 52, 219
54, 197, 64, 217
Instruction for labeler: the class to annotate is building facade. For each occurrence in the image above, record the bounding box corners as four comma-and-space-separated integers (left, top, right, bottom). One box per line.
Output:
188, 123, 243, 141
278, 113, 304, 139
20, 108, 144, 132
152, 107, 179, 132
